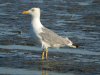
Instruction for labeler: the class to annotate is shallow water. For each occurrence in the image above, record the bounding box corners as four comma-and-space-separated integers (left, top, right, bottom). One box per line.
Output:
0, 67, 75, 75
0, 0, 100, 75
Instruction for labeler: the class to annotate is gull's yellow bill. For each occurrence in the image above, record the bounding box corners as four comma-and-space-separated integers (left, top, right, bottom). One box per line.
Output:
22, 11, 30, 14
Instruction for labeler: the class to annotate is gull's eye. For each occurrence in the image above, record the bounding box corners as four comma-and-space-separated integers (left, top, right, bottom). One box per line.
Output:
31, 9, 34, 12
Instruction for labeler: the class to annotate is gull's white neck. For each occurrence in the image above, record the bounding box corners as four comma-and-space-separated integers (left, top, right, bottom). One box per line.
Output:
31, 15, 44, 33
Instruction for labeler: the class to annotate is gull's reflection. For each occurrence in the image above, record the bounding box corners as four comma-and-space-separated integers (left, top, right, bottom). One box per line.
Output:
41, 60, 48, 75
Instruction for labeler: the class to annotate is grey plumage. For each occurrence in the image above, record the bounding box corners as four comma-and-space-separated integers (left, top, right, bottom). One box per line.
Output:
39, 27, 72, 48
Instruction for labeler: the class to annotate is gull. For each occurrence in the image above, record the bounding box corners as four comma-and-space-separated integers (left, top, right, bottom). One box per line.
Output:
22, 7, 78, 60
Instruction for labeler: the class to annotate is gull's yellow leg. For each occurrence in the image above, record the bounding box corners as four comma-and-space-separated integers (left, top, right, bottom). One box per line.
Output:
46, 48, 48, 60
42, 49, 45, 60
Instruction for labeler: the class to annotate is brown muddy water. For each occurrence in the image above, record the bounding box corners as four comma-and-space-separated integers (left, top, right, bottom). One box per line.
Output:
0, 0, 100, 75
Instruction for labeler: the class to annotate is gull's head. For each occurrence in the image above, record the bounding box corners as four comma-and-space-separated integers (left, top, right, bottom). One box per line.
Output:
22, 7, 40, 17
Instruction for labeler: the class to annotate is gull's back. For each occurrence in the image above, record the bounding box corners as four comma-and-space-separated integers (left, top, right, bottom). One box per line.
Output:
40, 27, 71, 48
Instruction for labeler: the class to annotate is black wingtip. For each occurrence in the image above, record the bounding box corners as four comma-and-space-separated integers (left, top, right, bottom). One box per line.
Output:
73, 44, 79, 48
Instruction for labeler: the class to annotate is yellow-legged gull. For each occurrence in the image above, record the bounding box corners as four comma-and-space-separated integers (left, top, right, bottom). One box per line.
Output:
22, 7, 78, 60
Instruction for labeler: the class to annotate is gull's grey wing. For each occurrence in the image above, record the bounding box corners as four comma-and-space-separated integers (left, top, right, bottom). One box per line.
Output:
39, 27, 71, 47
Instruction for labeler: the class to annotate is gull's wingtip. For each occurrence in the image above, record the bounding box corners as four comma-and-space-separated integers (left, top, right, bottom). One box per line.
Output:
65, 38, 79, 48
71, 44, 79, 48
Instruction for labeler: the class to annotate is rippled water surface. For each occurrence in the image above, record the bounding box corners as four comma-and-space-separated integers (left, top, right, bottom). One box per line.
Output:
0, 0, 100, 75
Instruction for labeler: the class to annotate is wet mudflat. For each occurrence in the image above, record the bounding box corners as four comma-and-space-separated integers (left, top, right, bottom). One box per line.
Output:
0, 0, 100, 75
